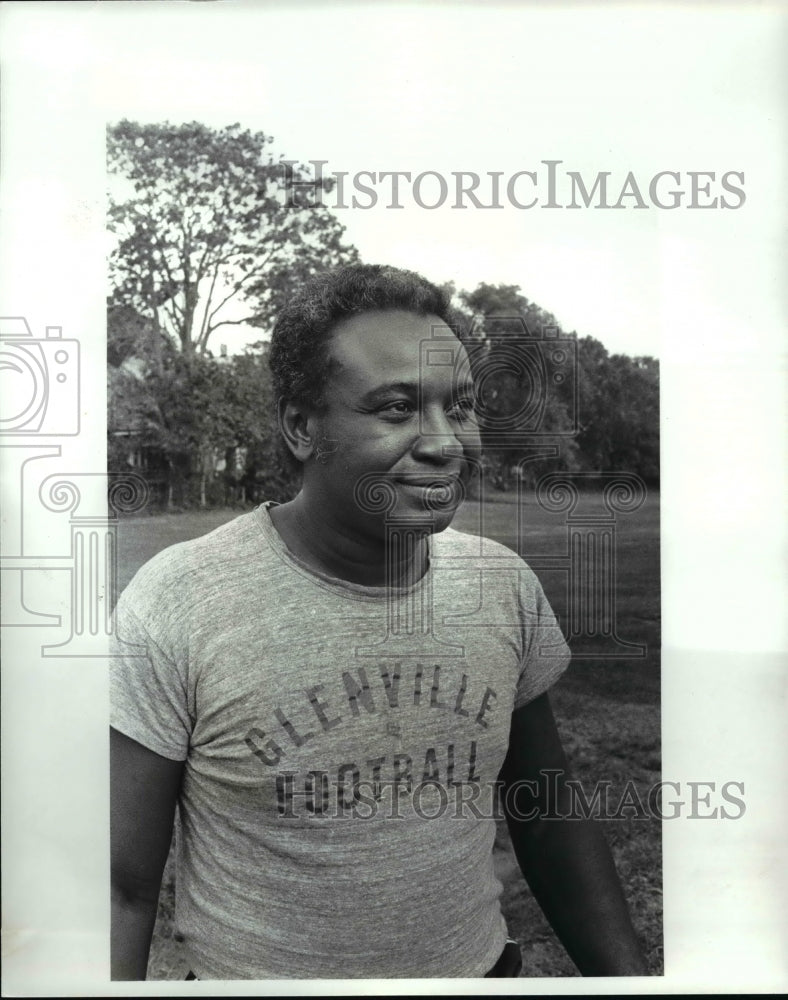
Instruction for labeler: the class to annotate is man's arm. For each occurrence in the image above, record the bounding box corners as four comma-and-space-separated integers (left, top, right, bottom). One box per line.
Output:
499, 693, 648, 976
110, 727, 184, 981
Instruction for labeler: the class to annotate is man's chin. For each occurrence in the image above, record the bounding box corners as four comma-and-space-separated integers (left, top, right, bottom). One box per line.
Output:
427, 510, 457, 534
390, 496, 460, 533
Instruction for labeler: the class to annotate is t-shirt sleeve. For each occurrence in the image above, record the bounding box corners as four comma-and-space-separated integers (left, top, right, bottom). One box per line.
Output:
110, 581, 192, 761
513, 569, 572, 709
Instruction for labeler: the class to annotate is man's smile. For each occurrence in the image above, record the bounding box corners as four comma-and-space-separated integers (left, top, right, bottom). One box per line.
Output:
394, 473, 461, 486
393, 471, 466, 510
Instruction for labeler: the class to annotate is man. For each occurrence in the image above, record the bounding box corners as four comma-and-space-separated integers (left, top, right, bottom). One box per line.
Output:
110, 263, 647, 979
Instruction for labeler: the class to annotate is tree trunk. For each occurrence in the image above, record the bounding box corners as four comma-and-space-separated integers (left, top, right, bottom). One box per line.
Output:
166, 459, 175, 511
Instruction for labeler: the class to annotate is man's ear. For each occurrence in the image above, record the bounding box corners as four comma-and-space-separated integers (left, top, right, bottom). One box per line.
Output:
278, 397, 318, 463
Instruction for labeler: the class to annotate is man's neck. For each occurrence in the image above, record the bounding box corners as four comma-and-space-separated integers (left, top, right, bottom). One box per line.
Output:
268, 492, 430, 588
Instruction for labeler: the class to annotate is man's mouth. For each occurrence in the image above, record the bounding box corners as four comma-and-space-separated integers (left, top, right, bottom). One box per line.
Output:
395, 471, 463, 487
394, 473, 465, 508
396, 476, 459, 487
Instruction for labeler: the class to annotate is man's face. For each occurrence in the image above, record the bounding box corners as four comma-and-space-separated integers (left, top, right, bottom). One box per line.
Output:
304, 309, 482, 538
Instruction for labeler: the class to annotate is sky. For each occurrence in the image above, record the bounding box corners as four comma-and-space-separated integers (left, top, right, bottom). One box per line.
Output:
7, 1, 785, 358
1, 3, 786, 995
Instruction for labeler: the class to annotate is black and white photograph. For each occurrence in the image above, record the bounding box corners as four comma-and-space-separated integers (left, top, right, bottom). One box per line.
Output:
1, 1, 785, 995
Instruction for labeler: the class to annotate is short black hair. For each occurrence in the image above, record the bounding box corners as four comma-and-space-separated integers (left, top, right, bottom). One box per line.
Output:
269, 263, 456, 409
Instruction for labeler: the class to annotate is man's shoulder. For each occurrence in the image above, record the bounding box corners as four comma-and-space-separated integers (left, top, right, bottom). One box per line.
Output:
121, 509, 265, 607
435, 525, 542, 593
436, 525, 527, 564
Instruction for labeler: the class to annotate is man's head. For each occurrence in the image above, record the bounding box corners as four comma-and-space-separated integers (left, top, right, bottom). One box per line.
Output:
269, 264, 456, 410
269, 264, 481, 536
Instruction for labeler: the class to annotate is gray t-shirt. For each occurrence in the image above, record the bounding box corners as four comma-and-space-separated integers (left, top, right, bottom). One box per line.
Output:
111, 503, 570, 978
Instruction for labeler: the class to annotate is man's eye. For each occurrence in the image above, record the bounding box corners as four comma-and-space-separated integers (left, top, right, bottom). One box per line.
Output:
379, 400, 414, 418
449, 398, 478, 420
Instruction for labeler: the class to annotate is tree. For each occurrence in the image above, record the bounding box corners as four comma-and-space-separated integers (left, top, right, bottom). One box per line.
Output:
454, 284, 660, 486
109, 345, 291, 509
574, 337, 659, 483
108, 120, 359, 355
456, 283, 580, 487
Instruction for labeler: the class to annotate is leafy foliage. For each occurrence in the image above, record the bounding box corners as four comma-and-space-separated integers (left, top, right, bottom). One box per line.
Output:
575, 339, 659, 483
454, 283, 579, 487
455, 283, 659, 487
107, 119, 360, 506
108, 120, 358, 355
108, 331, 297, 507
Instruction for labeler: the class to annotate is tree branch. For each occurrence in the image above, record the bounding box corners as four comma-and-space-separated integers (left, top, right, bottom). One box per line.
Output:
206, 315, 263, 333
198, 262, 222, 344
204, 262, 271, 326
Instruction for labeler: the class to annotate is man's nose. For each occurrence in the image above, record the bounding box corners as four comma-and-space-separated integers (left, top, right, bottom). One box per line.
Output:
411, 407, 464, 463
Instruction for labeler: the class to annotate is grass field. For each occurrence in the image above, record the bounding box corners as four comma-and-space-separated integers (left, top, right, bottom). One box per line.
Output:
116, 487, 662, 979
